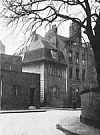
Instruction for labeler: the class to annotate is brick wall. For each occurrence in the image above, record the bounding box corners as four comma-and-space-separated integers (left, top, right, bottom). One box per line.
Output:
44, 62, 67, 107
0, 54, 22, 72
0, 70, 40, 110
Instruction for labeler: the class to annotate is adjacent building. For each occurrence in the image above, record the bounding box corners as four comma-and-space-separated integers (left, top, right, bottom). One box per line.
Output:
22, 39, 67, 107
0, 54, 40, 110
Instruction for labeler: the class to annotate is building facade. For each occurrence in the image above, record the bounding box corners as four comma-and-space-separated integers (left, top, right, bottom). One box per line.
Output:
0, 54, 40, 110
14, 22, 95, 107
22, 41, 67, 107
45, 23, 86, 107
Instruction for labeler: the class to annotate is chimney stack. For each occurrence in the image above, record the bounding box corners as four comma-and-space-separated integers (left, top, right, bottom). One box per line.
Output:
0, 41, 5, 54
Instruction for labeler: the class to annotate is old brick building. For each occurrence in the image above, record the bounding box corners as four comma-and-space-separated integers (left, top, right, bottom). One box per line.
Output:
22, 41, 67, 107
45, 23, 86, 107
0, 54, 40, 110
14, 22, 95, 107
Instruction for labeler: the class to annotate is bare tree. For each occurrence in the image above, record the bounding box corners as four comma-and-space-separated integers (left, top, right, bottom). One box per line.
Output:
1, 0, 100, 128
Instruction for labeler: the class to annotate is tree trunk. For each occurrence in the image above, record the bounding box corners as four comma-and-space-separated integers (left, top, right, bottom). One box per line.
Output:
93, 17, 100, 87
80, 16, 100, 129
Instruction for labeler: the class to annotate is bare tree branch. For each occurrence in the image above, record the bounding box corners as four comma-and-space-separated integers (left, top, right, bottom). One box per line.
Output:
1, 0, 100, 41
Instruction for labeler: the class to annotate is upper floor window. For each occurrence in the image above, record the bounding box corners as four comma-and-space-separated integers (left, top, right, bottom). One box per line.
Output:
73, 42, 77, 45
12, 85, 18, 96
82, 69, 86, 81
76, 52, 79, 64
4, 63, 10, 71
69, 50, 73, 63
76, 68, 79, 80
69, 67, 73, 79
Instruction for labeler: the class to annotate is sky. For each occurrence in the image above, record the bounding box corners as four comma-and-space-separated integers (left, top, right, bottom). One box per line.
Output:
0, 0, 82, 55
0, 0, 89, 55
0, 18, 70, 55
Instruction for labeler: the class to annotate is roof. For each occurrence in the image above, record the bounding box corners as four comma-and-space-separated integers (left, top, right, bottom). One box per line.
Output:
23, 48, 66, 65
0, 54, 22, 65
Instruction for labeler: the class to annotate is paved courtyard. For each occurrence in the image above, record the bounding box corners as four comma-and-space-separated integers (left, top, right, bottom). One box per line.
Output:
0, 109, 81, 135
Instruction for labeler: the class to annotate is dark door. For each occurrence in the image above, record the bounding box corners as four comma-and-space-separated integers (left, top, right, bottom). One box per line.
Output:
30, 88, 35, 105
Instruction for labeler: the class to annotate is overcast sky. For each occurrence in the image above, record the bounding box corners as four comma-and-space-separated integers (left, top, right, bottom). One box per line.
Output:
0, 18, 70, 55
0, 0, 85, 55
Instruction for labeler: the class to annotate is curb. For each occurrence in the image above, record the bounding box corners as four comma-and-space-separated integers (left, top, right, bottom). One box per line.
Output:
56, 124, 79, 135
0, 109, 47, 114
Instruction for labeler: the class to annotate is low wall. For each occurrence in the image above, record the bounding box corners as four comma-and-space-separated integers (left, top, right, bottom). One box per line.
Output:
80, 88, 100, 128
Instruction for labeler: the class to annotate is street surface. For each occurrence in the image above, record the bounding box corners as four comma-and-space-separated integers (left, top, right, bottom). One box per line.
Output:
0, 109, 81, 135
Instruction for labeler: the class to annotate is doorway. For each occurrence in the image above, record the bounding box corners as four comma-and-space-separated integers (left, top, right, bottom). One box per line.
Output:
30, 88, 35, 105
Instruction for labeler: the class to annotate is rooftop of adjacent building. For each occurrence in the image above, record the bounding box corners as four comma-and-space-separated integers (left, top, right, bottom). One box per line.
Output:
0, 53, 22, 63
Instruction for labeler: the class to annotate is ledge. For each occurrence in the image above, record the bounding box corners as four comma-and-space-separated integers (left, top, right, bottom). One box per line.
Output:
80, 87, 100, 95
0, 109, 46, 114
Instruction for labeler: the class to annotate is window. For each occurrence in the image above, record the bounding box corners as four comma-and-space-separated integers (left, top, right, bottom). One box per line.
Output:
82, 69, 85, 81
12, 85, 18, 96
48, 64, 51, 75
52, 87, 57, 97
76, 52, 79, 64
11, 85, 21, 96
82, 52, 85, 60
49, 64, 52, 75
82, 52, 85, 65
69, 50, 73, 63
69, 67, 73, 79
76, 68, 79, 80
5, 63, 10, 71
73, 42, 77, 45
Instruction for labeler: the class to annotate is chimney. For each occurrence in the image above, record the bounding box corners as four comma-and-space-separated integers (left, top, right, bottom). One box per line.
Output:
32, 31, 38, 41
69, 22, 81, 43
52, 24, 57, 34
0, 41, 5, 54
52, 25, 57, 48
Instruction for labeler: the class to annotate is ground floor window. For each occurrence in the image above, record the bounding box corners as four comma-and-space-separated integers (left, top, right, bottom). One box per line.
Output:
48, 86, 60, 99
